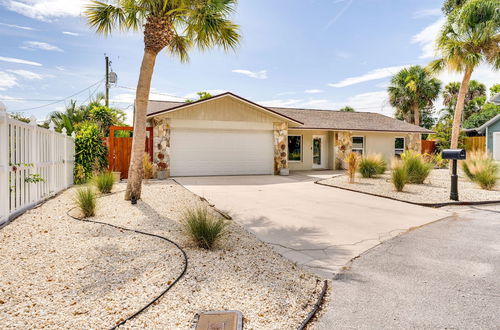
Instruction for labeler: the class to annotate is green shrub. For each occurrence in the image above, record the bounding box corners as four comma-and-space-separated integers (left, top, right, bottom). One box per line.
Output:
358, 154, 386, 178
391, 159, 408, 192
74, 186, 97, 217
462, 151, 499, 190
74, 121, 108, 183
401, 150, 432, 184
181, 207, 228, 249
93, 172, 115, 194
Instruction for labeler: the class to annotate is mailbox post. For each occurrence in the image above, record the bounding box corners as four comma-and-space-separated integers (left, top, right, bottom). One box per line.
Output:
441, 149, 466, 201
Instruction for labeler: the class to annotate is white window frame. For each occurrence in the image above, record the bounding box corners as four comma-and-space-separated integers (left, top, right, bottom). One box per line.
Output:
351, 136, 365, 155
394, 137, 405, 156
288, 134, 303, 162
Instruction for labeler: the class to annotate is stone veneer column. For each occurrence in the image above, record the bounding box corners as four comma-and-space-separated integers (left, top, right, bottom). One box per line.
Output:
334, 132, 352, 169
153, 117, 171, 177
273, 122, 288, 174
406, 133, 421, 153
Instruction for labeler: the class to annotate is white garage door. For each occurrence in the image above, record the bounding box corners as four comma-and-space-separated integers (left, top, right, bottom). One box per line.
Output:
494, 132, 500, 161
170, 128, 274, 176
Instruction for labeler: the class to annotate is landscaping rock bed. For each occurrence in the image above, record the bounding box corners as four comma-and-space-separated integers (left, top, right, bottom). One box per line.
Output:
0, 180, 321, 329
318, 169, 500, 206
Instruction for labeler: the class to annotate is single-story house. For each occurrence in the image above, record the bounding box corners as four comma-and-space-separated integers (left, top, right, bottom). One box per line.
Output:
463, 114, 500, 160
146, 92, 431, 177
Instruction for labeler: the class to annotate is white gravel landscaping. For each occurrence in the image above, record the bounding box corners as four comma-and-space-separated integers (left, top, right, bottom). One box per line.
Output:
318, 169, 500, 205
0, 180, 322, 329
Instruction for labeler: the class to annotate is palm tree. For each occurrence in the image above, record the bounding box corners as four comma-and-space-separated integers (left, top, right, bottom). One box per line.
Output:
387, 65, 441, 127
85, 0, 240, 200
428, 0, 499, 149
441, 80, 487, 120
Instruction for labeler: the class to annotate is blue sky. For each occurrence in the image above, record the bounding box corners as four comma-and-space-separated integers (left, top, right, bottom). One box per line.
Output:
0, 0, 498, 124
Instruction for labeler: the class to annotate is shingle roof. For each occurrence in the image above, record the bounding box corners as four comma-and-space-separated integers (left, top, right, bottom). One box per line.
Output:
146, 93, 431, 134
270, 107, 432, 133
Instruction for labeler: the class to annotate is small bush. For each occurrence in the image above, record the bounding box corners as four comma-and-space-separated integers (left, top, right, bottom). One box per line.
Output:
432, 153, 448, 169
358, 154, 387, 178
74, 186, 96, 217
93, 171, 115, 194
391, 159, 408, 192
345, 152, 360, 183
143, 153, 155, 179
181, 207, 228, 249
401, 150, 432, 184
462, 151, 499, 190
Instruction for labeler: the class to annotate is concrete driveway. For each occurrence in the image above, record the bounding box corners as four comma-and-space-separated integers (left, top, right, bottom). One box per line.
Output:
316, 203, 500, 329
175, 171, 450, 277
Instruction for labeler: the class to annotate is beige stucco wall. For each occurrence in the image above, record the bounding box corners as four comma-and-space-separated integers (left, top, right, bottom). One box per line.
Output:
154, 97, 282, 123
288, 130, 333, 171
355, 131, 422, 162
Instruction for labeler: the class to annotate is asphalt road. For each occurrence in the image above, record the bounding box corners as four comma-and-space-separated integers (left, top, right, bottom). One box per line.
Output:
316, 204, 500, 330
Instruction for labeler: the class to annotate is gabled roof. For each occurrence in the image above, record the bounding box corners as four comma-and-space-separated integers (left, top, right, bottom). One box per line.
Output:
146, 92, 431, 134
464, 114, 500, 134
147, 92, 303, 125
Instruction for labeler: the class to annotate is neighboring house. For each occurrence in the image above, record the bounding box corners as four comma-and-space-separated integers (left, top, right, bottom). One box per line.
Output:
147, 92, 430, 176
463, 114, 500, 160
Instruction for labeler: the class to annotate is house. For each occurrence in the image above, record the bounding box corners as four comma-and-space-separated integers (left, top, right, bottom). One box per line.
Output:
463, 114, 500, 160
146, 92, 431, 177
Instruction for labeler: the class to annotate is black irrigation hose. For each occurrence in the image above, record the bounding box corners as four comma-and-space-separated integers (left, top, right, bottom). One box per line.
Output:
297, 279, 328, 330
66, 190, 188, 329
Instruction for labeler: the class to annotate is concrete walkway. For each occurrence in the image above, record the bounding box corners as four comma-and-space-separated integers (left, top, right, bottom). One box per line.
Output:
175, 171, 450, 277
316, 203, 500, 329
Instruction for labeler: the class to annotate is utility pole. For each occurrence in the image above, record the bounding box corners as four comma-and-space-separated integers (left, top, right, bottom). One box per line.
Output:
105, 55, 109, 107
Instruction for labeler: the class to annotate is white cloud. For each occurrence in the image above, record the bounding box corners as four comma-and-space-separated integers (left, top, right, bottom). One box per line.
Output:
232, 69, 268, 79
0, 94, 23, 101
437, 64, 500, 91
343, 91, 391, 113
413, 8, 441, 18
62, 31, 80, 36
7, 69, 53, 80
0, 72, 18, 89
305, 89, 324, 94
411, 18, 445, 59
0, 22, 35, 30
21, 41, 63, 52
275, 91, 296, 96
2, 0, 89, 21
0, 56, 42, 66
328, 65, 408, 88
56, 66, 65, 71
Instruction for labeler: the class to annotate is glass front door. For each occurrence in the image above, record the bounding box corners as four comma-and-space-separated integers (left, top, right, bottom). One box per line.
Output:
312, 136, 324, 168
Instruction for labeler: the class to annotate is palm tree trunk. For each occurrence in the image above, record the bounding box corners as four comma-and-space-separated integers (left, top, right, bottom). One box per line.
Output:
125, 49, 157, 201
413, 103, 420, 127
450, 67, 473, 149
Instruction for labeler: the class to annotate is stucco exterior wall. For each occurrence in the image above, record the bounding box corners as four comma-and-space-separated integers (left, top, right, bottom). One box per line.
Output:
288, 130, 332, 171
154, 97, 281, 123
356, 131, 421, 162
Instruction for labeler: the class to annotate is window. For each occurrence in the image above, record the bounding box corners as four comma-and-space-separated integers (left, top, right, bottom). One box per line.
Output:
288, 135, 302, 161
352, 136, 364, 155
395, 137, 405, 157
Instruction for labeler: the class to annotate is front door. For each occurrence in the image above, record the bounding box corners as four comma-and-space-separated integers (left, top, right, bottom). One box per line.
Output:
312, 135, 326, 168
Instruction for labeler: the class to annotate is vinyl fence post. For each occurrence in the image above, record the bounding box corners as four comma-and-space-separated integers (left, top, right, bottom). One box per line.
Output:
61, 127, 68, 189
29, 116, 38, 203
0, 107, 9, 224
49, 122, 56, 196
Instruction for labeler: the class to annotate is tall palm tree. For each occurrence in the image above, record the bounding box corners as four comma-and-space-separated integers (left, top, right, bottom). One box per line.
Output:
387, 65, 442, 127
428, 0, 500, 149
85, 0, 240, 200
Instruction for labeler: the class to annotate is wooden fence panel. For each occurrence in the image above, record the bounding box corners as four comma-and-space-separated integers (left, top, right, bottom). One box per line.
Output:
421, 140, 436, 154
0, 109, 74, 225
464, 136, 486, 152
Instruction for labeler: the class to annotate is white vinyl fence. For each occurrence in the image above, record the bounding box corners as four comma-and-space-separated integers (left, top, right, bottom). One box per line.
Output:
0, 108, 75, 225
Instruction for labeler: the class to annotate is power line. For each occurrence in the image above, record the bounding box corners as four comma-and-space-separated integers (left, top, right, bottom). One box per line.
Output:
115, 85, 185, 100
5, 79, 105, 112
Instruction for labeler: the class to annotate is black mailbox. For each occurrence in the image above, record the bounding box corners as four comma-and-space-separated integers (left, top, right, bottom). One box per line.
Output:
442, 149, 466, 160
441, 149, 466, 201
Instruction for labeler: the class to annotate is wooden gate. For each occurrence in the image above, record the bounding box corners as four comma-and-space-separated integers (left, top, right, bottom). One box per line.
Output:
107, 126, 153, 179
464, 136, 486, 152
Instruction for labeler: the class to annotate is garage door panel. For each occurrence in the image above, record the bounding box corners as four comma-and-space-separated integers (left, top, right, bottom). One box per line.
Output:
170, 128, 274, 176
